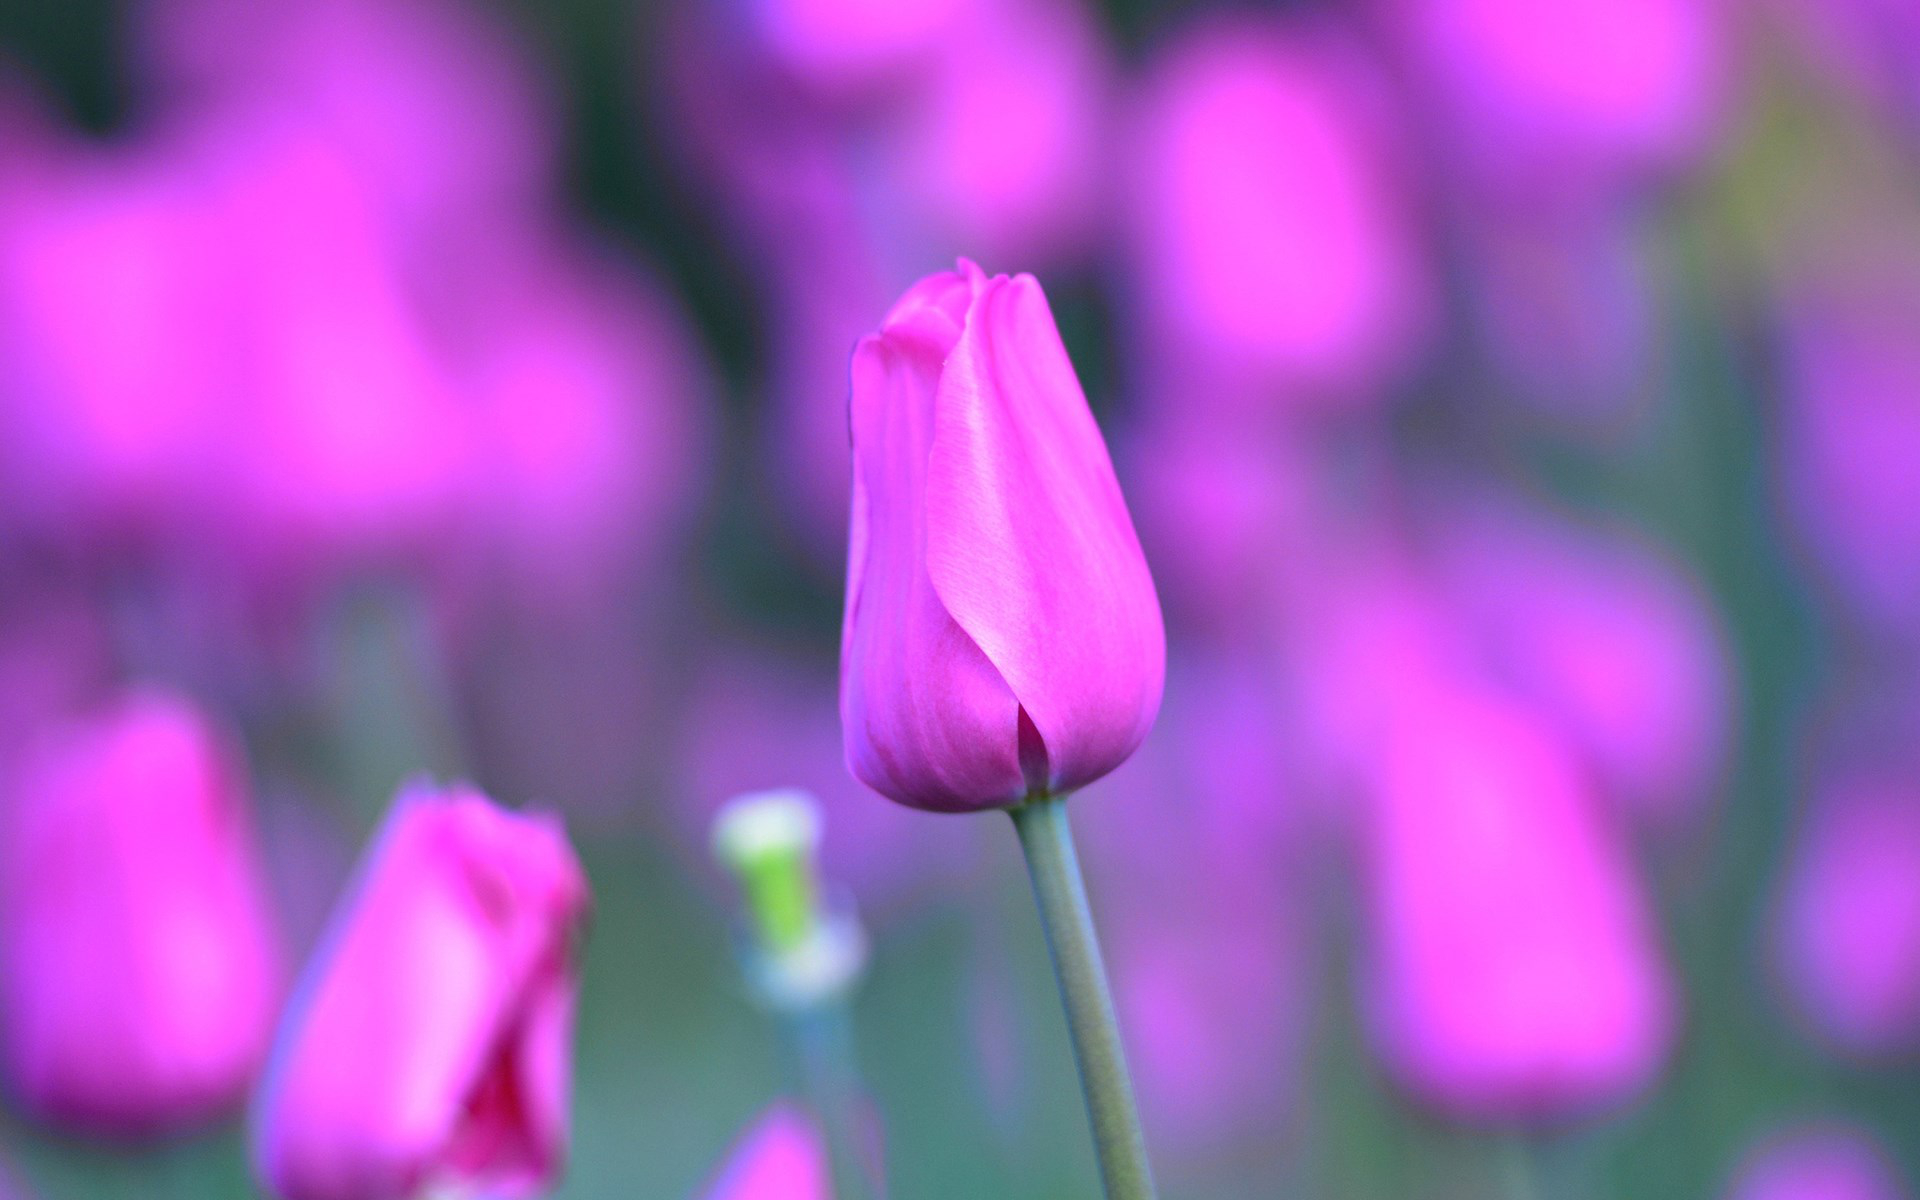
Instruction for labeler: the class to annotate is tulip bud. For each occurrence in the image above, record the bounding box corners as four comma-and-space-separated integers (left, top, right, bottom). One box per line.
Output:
840, 259, 1165, 812
1363, 679, 1675, 1120
253, 783, 588, 1200
0, 690, 282, 1137
701, 1105, 830, 1200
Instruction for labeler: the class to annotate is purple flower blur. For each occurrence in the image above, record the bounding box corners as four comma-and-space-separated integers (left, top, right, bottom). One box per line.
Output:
0, 691, 283, 1137
1125, 17, 1428, 403
1362, 673, 1676, 1120
1776, 768, 1920, 1057
1728, 1125, 1913, 1200
253, 783, 588, 1200
701, 1104, 829, 1200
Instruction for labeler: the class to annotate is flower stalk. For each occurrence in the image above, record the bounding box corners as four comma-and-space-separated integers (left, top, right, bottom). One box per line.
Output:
1010, 793, 1159, 1200
714, 790, 882, 1200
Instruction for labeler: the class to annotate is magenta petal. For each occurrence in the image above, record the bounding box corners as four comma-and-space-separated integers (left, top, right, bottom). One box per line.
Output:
924, 272, 1166, 795
841, 321, 1026, 812
1364, 681, 1675, 1120
702, 1105, 830, 1200
253, 784, 588, 1200
0, 691, 283, 1138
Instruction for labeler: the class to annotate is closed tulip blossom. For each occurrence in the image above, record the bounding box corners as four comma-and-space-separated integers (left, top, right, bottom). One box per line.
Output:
701, 1105, 829, 1200
0, 691, 282, 1137
840, 259, 1164, 814
1364, 676, 1676, 1120
841, 260, 1164, 1197
254, 783, 588, 1200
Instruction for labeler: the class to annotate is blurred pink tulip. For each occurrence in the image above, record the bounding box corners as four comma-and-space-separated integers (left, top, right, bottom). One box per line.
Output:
0, 146, 230, 530
254, 783, 588, 1200
1082, 656, 1311, 1145
432, 230, 711, 599
1426, 495, 1732, 830
1392, 0, 1723, 187
137, 0, 556, 235
841, 260, 1164, 811
1775, 774, 1920, 1056
196, 125, 471, 566
1125, 18, 1428, 401
887, 0, 1110, 268
1729, 1125, 1913, 1200
1778, 265, 1920, 638
0, 691, 282, 1137
1363, 676, 1676, 1120
701, 1105, 830, 1200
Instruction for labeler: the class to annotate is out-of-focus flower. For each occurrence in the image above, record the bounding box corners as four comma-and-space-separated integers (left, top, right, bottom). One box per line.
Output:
194, 126, 471, 567
1424, 493, 1733, 831
136, 0, 557, 236
0, 691, 282, 1137
885, 0, 1110, 269
1388, 0, 1724, 189
254, 783, 588, 1200
1124, 17, 1428, 404
427, 228, 712, 601
1363, 673, 1676, 1120
1122, 400, 1342, 634
1114, 914, 1298, 1148
1777, 262, 1920, 638
700, 1105, 829, 1200
1085, 655, 1311, 1146
1728, 1124, 1913, 1200
840, 260, 1163, 812
0, 142, 231, 531
1775, 770, 1920, 1056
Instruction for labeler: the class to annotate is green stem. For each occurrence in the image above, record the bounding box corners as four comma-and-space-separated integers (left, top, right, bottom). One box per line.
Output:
1010, 794, 1159, 1200
789, 1000, 883, 1200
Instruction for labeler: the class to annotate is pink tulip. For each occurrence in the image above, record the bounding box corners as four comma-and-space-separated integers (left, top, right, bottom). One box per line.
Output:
885, 0, 1111, 269
1775, 773, 1920, 1056
1363, 675, 1675, 1120
0, 144, 230, 530
1425, 494, 1732, 830
1728, 1125, 1912, 1200
1391, 0, 1724, 187
1777, 264, 1920, 638
254, 783, 588, 1200
136, 0, 556, 236
701, 1105, 830, 1200
0, 691, 282, 1137
1125, 18, 1428, 400
840, 259, 1164, 812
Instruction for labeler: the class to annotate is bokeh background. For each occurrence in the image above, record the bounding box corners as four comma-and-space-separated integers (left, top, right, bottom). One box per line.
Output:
0, 0, 1918, 1196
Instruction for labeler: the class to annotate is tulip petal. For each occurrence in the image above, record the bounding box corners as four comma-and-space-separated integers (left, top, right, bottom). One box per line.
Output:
924, 273, 1165, 794
842, 329, 1026, 811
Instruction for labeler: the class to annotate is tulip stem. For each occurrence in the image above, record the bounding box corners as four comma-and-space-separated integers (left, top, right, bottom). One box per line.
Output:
1010, 794, 1159, 1200
791, 999, 884, 1200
